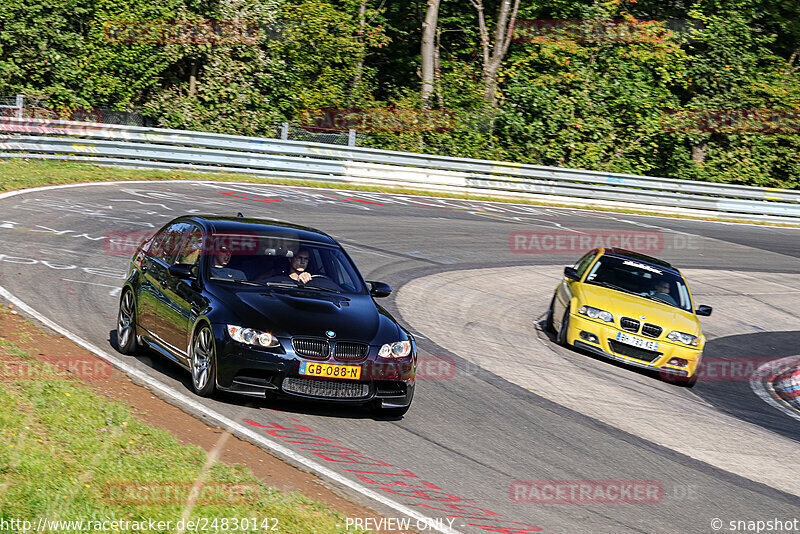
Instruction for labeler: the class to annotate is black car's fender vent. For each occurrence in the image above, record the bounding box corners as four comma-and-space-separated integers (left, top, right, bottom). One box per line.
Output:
282, 377, 369, 399
375, 381, 407, 398
620, 317, 640, 333
608, 340, 661, 363
333, 342, 369, 362
292, 338, 330, 360
641, 323, 663, 338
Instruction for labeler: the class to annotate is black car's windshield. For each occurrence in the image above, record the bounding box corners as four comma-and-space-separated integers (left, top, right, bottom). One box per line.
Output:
583, 255, 692, 311
204, 233, 366, 295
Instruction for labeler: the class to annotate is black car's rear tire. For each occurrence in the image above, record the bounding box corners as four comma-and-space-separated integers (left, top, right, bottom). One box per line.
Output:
191, 325, 217, 397
556, 306, 571, 347
117, 290, 138, 355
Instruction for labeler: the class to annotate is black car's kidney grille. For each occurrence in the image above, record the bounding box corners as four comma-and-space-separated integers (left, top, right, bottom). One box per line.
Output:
620, 317, 640, 333
641, 323, 663, 338
333, 342, 369, 362
292, 338, 330, 360
282, 377, 369, 399
608, 340, 661, 363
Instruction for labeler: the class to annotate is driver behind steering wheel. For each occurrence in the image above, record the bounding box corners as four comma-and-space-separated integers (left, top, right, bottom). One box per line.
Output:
288, 247, 312, 284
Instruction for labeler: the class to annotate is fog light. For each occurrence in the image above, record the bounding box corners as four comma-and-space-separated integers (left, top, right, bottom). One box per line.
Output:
667, 357, 688, 367
579, 331, 599, 344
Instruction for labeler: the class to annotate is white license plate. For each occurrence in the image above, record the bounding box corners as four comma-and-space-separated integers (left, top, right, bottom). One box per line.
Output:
616, 332, 658, 351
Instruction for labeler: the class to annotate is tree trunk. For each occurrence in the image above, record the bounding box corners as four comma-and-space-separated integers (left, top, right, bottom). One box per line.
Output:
470, 0, 520, 107
189, 62, 198, 96
420, 0, 441, 109
435, 26, 444, 107
691, 141, 707, 163
351, 0, 368, 103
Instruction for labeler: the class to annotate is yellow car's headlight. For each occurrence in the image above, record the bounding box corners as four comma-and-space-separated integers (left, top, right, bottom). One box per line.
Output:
578, 305, 613, 323
666, 331, 699, 347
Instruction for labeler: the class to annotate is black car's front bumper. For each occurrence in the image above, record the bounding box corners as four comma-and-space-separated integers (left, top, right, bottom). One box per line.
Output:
211, 325, 415, 407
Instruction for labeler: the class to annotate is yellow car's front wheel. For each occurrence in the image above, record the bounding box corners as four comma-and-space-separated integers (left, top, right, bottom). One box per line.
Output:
557, 307, 571, 347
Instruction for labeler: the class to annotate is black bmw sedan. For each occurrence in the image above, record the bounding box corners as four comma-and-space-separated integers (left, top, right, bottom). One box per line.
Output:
116, 215, 416, 416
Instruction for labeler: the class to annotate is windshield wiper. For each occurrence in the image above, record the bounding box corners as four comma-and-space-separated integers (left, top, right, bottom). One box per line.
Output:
642, 294, 674, 306
211, 278, 263, 286
292, 284, 341, 294
260, 281, 300, 289
590, 281, 636, 295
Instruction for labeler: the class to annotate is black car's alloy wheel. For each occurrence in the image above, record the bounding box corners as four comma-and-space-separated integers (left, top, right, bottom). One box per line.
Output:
191, 326, 217, 397
117, 291, 138, 355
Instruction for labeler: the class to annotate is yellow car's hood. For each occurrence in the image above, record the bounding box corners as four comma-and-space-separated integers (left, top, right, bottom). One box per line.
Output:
576, 283, 701, 336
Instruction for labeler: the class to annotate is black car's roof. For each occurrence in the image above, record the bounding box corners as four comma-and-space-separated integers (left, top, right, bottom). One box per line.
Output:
181, 216, 339, 245
601, 248, 680, 274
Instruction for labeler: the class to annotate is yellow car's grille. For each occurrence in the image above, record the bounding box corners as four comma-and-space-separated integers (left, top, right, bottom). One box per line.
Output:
641, 323, 663, 338
608, 340, 661, 363
620, 317, 640, 332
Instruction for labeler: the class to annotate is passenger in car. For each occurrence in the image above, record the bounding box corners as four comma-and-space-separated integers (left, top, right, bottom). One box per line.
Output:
210, 246, 245, 279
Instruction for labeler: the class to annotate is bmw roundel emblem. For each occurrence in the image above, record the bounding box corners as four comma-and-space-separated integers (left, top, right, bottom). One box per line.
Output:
640, 316, 647, 321
325, 330, 336, 339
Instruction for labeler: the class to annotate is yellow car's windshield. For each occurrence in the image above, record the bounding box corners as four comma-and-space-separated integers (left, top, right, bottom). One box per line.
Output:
584, 255, 693, 312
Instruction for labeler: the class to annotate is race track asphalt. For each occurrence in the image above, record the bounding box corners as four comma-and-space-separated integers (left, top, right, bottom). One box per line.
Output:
0, 181, 798, 534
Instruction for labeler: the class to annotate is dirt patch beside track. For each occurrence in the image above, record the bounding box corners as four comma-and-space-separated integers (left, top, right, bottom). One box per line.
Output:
0, 304, 398, 531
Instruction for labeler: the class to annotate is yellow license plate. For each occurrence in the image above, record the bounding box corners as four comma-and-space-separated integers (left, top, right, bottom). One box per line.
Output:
299, 362, 361, 380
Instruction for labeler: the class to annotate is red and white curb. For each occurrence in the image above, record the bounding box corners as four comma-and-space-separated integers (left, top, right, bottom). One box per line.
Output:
750, 356, 800, 423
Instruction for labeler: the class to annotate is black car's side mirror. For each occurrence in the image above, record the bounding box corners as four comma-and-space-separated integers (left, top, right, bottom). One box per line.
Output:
696, 305, 713, 316
564, 267, 580, 281
368, 281, 392, 298
169, 263, 196, 280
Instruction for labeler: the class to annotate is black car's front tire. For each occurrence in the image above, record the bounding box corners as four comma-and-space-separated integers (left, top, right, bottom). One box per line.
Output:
117, 290, 138, 355
191, 325, 217, 397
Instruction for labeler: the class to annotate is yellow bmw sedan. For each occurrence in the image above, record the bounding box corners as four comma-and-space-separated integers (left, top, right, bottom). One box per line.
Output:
546, 248, 712, 385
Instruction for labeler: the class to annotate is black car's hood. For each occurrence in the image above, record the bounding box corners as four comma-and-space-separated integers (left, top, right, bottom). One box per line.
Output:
209, 285, 400, 342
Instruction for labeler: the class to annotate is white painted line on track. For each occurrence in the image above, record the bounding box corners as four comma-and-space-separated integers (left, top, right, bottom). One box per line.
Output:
750, 356, 800, 424
61, 278, 122, 297
0, 284, 461, 534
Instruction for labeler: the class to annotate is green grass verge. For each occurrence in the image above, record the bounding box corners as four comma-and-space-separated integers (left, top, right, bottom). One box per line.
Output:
2, 159, 797, 228
0, 338, 367, 534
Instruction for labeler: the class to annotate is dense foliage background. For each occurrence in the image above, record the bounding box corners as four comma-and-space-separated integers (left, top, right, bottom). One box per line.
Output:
1, 0, 798, 187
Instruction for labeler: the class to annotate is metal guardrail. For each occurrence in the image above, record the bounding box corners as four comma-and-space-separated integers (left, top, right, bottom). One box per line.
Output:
1, 116, 799, 223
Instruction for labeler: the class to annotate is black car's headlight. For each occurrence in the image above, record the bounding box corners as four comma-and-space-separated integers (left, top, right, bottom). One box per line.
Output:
666, 331, 699, 347
227, 325, 280, 348
578, 305, 613, 323
378, 340, 412, 358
